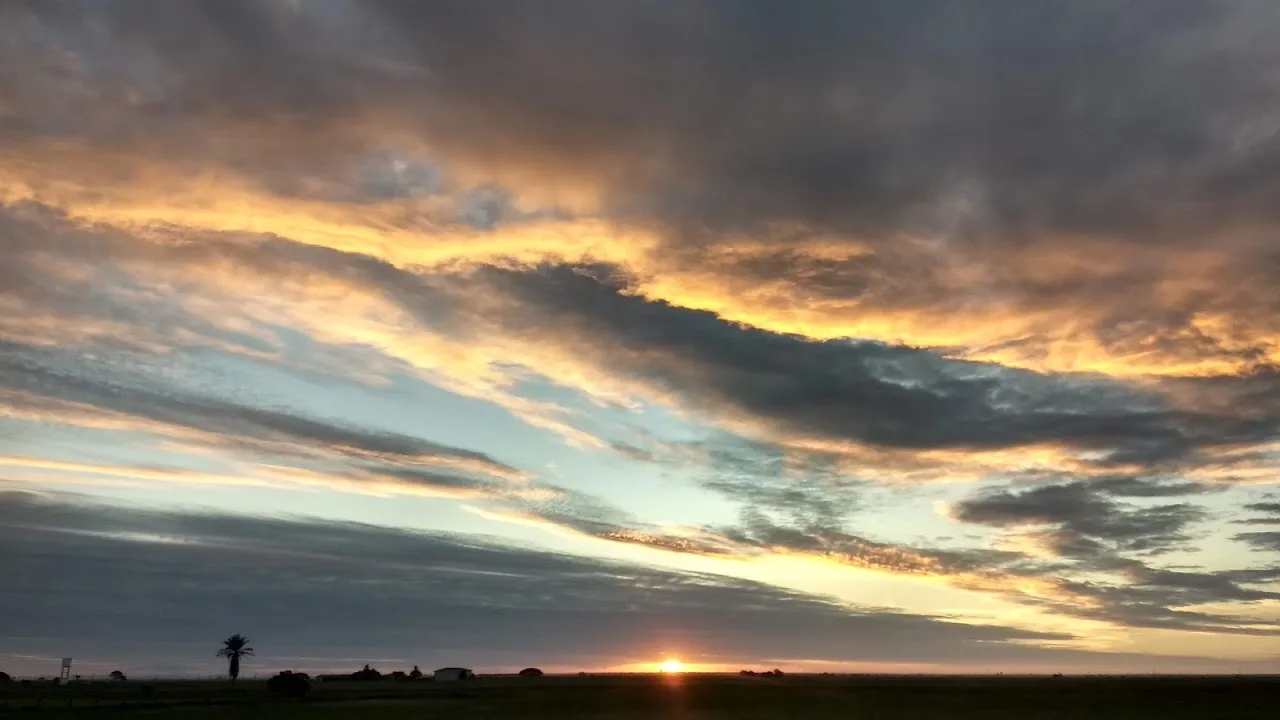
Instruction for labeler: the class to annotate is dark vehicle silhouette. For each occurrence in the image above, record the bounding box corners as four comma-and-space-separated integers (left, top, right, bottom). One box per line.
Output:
267, 670, 311, 698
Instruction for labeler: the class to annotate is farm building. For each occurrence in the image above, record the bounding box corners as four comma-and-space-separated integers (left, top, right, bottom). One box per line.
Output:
433, 667, 475, 682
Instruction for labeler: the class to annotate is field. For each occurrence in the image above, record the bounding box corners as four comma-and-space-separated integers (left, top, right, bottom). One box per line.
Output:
2, 674, 1277, 718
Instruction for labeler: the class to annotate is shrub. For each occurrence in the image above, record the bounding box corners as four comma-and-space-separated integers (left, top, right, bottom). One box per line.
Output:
267, 671, 311, 698
518, 668, 544, 677
0, 671, 10, 684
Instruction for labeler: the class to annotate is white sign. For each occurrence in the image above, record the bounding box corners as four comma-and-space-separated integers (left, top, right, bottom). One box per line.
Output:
61, 658, 72, 669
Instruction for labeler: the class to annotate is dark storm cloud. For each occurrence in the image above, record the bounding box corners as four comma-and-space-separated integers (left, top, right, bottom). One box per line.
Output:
1, 490, 1100, 673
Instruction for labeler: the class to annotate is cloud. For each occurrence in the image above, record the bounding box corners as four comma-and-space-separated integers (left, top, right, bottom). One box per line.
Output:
7, 199, 1276, 486
7, 1, 1280, 381
0, 343, 518, 479
1237, 532, 1280, 553
0, 202, 607, 446
1234, 501, 1280, 551
952, 480, 1209, 558
4, 196, 1277, 504
534, 464, 1280, 637
7, 0, 1280, 379
441, 264, 1280, 470
1088, 476, 1223, 499
472, 459, 1280, 637
943, 478, 1280, 634
1235, 502, 1280, 526
0, 489, 1105, 675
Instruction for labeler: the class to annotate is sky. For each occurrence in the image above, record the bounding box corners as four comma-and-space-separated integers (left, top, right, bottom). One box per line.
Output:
3, 0, 1280, 679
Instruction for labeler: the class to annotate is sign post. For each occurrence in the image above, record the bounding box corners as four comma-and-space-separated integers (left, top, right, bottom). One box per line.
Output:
60, 658, 72, 682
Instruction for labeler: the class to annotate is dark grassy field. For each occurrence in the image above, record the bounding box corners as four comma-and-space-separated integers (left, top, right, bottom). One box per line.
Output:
2, 674, 1277, 718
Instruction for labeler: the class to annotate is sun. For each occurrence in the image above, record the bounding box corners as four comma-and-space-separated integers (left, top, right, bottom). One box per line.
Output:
659, 658, 686, 674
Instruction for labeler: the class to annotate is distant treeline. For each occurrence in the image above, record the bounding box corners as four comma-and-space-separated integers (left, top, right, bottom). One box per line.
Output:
739, 669, 786, 677
315, 665, 424, 682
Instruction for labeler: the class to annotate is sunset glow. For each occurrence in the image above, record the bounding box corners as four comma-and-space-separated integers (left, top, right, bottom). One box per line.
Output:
659, 659, 686, 674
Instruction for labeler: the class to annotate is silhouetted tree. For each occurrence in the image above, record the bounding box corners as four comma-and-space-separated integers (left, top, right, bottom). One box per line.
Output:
109, 670, 127, 681
518, 668, 544, 677
267, 670, 311, 698
351, 664, 382, 682
772, 668, 785, 677
409, 665, 423, 678
0, 671, 10, 684
216, 634, 255, 682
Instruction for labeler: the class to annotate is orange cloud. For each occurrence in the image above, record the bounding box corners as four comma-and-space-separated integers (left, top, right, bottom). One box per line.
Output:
5, 136, 1280, 387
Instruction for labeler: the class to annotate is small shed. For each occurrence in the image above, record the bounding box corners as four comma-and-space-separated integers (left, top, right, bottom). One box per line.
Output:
433, 667, 475, 682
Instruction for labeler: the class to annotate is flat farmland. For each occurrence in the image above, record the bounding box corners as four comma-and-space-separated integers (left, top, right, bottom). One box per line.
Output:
2, 674, 1277, 719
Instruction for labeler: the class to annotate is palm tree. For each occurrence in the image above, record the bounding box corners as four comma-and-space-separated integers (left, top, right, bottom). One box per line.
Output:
216, 634, 255, 681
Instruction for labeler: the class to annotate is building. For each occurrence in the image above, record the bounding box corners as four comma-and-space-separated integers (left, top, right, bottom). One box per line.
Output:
433, 667, 474, 682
